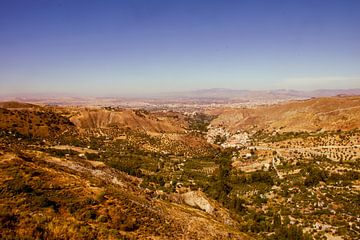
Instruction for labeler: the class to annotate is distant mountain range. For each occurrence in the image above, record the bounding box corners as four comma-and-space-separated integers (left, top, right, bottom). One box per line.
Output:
157, 88, 360, 100
1, 88, 360, 106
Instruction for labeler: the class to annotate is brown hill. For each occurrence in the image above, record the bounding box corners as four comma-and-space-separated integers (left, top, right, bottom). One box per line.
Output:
71, 108, 187, 133
0, 148, 249, 239
0, 101, 39, 109
209, 96, 360, 133
0, 102, 186, 137
0, 107, 75, 138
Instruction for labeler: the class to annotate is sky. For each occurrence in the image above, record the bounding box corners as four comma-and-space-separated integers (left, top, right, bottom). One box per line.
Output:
0, 0, 360, 96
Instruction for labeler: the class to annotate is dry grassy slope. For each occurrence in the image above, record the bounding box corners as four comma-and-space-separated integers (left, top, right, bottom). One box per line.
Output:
0, 107, 75, 138
209, 96, 360, 133
71, 109, 187, 133
0, 149, 249, 240
0, 101, 40, 109
139, 132, 215, 157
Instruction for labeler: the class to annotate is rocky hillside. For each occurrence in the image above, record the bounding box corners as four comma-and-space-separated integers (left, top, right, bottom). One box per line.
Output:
209, 96, 360, 133
0, 145, 249, 239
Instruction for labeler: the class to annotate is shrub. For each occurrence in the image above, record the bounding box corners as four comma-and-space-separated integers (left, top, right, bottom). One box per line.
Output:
36, 196, 59, 211
303, 166, 328, 187
268, 225, 312, 240
82, 209, 97, 220
0, 212, 18, 229
97, 215, 109, 223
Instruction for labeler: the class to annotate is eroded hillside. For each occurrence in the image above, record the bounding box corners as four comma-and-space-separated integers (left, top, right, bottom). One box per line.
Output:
71, 108, 187, 133
209, 96, 360, 133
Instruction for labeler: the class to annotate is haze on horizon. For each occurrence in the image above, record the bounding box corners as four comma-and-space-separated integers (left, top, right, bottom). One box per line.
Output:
1, 0, 360, 96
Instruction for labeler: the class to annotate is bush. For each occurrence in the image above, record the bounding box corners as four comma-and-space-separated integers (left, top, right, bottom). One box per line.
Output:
0, 212, 18, 229
268, 225, 312, 240
82, 209, 97, 220
36, 196, 59, 211
303, 166, 328, 187
249, 171, 274, 185
97, 215, 109, 223
85, 152, 99, 160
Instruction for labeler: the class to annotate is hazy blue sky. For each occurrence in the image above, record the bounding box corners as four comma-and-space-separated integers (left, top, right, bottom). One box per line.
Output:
1, 0, 359, 96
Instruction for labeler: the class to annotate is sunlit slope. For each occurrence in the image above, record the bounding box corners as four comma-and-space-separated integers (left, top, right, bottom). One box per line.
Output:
0, 148, 249, 239
209, 96, 360, 133
71, 108, 187, 133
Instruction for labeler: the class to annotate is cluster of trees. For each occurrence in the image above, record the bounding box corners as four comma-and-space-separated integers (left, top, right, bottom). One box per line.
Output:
214, 134, 227, 144
187, 113, 213, 133
238, 210, 312, 239
303, 164, 359, 187
268, 225, 312, 240
303, 165, 329, 187
268, 131, 310, 143
205, 155, 232, 203
107, 159, 143, 177
233, 171, 274, 185
46, 148, 77, 158
204, 149, 276, 215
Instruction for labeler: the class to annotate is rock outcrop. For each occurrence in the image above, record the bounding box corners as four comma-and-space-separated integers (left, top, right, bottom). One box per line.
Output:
182, 191, 214, 214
